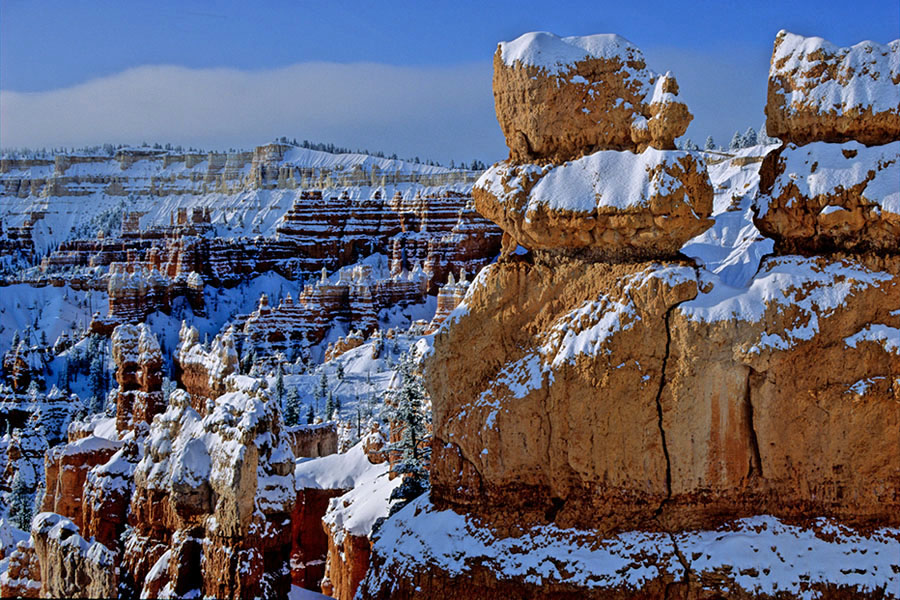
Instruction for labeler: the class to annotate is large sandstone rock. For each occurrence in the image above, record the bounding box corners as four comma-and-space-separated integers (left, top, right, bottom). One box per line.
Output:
664, 255, 900, 530
494, 32, 692, 162
428, 258, 699, 533
31, 513, 117, 599
474, 149, 713, 260
755, 141, 899, 254
766, 30, 900, 146
428, 254, 900, 534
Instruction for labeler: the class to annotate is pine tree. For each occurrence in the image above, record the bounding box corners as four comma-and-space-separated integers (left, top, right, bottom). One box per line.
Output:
274, 364, 285, 405
743, 127, 757, 148
336, 362, 344, 381
704, 136, 716, 151
316, 371, 328, 413
385, 353, 431, 515
729, 130, 743, 150
325, 392, 335, 420
8, 470, 32, 531
306, 404, 314, 425
89, 355, 105, 405
284, 388, 301, 427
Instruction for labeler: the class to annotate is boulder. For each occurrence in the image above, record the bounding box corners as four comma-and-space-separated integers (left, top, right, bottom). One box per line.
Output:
31, 513, 117, 599
755, 140, 899, 253
494, 32, 692, 161
474, 149, 713, 260
766, 30, 900, 146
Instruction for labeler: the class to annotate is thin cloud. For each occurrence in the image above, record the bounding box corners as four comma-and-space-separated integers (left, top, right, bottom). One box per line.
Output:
1, 51, 773, 162
0, 61, 504, 163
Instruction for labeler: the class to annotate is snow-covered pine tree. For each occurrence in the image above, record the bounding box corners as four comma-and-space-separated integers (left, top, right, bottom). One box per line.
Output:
336, 362, 344, 381
8, 470, 32, 531
729, 130, 743, 150
274, 364, 285, 405
89, 354, 105, 402
316, 371, 328, 413
325, 392, 335, 420
385, 352, 431, 515
284, 388, 301, 427
704, 136, 716, 151
742, 127, 756, 148
306, 404, 314, 425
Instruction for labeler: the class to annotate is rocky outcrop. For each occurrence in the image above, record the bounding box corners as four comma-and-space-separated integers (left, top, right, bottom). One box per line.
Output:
361, 497, 900, 599
31, 512, 117, 599
80, 437, 141, 549
426, 271, 470, 333
475, 149, 713, 261
494, 32, 692, 162
0, 541, 41, 599
766, 31, 900, 146
41, 436, 122, 528
756, 141, 899, 254
286, 423, 339, 458
122, 385, 295, 599
428, 259, 700, 532
291, 442, 400, 598
365, 28, 900, 600
110, 323, 165, 433
175, 323, 239, 411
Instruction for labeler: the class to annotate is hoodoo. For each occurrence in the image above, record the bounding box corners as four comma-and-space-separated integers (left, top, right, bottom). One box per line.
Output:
361, 30, 900, 599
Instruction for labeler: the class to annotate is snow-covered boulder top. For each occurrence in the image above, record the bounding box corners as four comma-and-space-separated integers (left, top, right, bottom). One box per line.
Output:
755, 140, 899, 253
499, 32, 642, 74
134, 388, 294, 535
112, 323, 161, 370
766, 30, 900, 146
494, 31, 691, 162
474, 148, 713, 259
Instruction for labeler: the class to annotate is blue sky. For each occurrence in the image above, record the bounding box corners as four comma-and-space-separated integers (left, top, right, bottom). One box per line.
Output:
1, 0, 898, 162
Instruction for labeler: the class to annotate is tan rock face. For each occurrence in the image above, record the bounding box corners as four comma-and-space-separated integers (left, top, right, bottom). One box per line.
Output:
766, 30, 900, 146
321, 528, 370, 600
755, 141, 900, 254
428, 258, 699, 533
494, 32, 692, 162
664, 255, 900, 530
41, 436, 122, 528
31, 513, 117, 599
428, 254, 900, 534
474, 149, 713, 260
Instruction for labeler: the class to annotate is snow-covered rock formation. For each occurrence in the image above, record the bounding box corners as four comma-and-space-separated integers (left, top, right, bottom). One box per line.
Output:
493, 32, 693, 161
362, 30, 900, 599
766, 31, 899, 146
